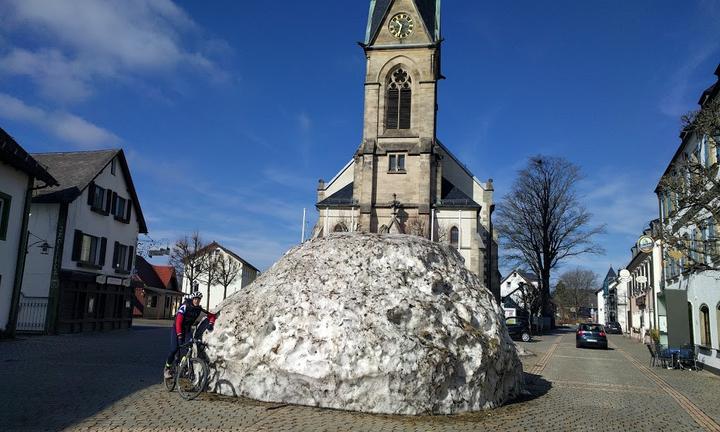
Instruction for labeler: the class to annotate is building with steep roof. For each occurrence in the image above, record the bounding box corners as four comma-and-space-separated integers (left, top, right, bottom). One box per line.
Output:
0, 127, 57, 337
132, 256, 182, 320
314, 0, 499, 299
20, 149, 147, 333
182, 241, 260, 311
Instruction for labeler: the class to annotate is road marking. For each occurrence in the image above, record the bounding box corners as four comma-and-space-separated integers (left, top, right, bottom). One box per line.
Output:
528, 334, 563, 376
611, 343, 720, 432
554, 355, 624, 362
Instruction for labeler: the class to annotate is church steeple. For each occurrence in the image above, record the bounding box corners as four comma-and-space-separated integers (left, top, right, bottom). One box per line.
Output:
365, 0, 441, 45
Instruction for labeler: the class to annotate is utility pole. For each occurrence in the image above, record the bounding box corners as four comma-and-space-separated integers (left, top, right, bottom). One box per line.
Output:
301, 208, 307, 243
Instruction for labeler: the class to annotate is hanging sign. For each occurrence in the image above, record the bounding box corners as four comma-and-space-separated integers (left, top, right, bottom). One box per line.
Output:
637, 235, 654, 253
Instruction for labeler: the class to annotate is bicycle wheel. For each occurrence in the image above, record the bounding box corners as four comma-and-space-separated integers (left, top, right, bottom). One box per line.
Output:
164, 366, 176, 392
177, 357, 209, 400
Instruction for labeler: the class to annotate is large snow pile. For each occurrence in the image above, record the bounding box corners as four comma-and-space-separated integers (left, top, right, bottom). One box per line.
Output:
204, 233, 523, 415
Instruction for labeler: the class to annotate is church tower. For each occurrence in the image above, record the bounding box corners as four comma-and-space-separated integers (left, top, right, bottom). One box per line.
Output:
354, 0, 442, 234
314, 1, 500, 299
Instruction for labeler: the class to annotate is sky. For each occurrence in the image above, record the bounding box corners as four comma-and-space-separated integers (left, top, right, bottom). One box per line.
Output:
1, 0, 719, 284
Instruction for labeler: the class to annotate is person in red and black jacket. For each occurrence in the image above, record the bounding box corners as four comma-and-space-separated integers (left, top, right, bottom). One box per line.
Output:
164, 291, 211, 378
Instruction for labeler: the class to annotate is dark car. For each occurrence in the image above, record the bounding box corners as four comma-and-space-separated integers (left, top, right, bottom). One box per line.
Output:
505, 317, 532, 342
576, 323, 608, 349
605, 322, 622, 334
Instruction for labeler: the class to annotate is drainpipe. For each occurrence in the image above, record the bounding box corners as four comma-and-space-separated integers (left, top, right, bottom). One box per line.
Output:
488, 204, 496, 301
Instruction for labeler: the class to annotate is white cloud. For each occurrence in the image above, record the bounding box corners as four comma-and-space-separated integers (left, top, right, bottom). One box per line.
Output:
0, 0, 228, 102
0, 93, 120, 147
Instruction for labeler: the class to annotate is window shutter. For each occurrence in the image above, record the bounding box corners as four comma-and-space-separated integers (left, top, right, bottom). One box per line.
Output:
127, 246, 134, 271
72, 230, 83, 261
399, 89, 411, 129
112, 241, 120, 268
87, 183, 95, 206
386, 89, 399, 129
125, 200, 132, 223
99, 237, 108, 266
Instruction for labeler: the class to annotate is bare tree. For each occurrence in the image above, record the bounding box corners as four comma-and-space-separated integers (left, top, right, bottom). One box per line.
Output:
169, 231, 205, 295
553, 268, 598, 321
496, 156, 605, 319
658, 96, 720, 270
516, 281, 542, 335
198, 247, 221, 310
216, 253, 242, 302
405, 216, 427, 237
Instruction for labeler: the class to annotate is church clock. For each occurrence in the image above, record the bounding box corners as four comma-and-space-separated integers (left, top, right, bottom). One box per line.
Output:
388, 13, 414, 39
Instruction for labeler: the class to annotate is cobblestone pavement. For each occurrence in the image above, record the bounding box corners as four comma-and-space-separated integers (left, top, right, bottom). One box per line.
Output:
2, 325, 720, 431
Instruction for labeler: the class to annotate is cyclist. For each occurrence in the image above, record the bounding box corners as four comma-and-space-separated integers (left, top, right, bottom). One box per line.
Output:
164, 291, 210, 379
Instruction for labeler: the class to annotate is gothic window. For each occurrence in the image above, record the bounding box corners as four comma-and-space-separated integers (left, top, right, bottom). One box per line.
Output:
386, 68, 412, 130
700, 304, 711, 347
450, 226, 459, 249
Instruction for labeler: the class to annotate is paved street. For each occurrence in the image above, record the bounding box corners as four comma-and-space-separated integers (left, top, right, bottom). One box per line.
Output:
2, 325, 720, 431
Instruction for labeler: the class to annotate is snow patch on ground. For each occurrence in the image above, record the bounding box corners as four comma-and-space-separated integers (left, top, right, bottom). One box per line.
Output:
205, 233, 523, 415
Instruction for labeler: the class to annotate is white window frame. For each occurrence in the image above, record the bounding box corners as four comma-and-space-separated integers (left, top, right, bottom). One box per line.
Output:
388, 153, 406, 172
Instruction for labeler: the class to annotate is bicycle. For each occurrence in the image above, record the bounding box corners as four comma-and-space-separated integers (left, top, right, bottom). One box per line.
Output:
164, 315, 215, 400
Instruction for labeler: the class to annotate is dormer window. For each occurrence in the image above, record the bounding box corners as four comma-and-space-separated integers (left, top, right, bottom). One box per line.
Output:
386, 68, 412, 130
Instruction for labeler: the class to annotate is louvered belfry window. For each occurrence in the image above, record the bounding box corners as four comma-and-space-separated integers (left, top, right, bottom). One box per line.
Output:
386, 68, 412, 130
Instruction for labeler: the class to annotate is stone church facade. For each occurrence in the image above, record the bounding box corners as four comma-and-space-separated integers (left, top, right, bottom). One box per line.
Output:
314, 0, 500, 299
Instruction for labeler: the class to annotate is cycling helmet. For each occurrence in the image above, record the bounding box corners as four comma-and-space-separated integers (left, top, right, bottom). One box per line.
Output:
190, 291, 203, 300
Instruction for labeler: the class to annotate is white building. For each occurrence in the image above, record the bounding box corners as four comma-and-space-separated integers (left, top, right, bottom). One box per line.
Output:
500, 269, 539, 314
182, 242, 259, 311
596, 288, 605, 325
0, 128, 57, 336
20, 149, 147, 334
655, 64, 719, 373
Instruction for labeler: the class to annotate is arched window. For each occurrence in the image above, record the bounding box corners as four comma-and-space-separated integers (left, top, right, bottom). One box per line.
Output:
450, 226, 459, 249
700, 304, 711, 346
333, 223, 348, 233
386, 68, 412, 130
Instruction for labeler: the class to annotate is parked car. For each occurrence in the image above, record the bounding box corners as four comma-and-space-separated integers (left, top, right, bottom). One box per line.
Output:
605, 322, 622, 334
576, 323, 608, 349
505, 317, 532, 342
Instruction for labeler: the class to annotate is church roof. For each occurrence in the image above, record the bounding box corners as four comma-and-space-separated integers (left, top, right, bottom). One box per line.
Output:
365, 0, 441, 44
436, 178, 481, 208
317, 182, 355, 207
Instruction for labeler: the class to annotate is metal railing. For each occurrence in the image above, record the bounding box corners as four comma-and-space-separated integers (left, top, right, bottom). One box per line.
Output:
16, 294, 48, 333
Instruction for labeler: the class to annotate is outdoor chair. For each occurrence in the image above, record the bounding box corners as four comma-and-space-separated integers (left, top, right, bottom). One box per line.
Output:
678, 344, 699, 371
655, 344, 672, 368
646, 344, 658, 367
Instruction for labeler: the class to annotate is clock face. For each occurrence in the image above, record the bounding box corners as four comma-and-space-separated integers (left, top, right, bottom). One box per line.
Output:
389, 13, 414, 39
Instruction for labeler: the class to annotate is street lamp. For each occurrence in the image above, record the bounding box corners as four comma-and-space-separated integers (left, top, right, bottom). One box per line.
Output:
26, 231, 53, 255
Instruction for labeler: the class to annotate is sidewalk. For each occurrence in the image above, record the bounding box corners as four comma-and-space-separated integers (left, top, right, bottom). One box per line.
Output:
609, 334, 720, 423
132, 318, 174, 328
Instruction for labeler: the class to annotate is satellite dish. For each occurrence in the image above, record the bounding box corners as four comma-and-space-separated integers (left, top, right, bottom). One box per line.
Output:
636, 275, 648, 284
619, 269, 631, 282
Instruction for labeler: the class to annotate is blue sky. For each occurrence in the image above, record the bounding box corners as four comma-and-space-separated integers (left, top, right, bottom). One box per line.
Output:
1, 0, 719, 282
